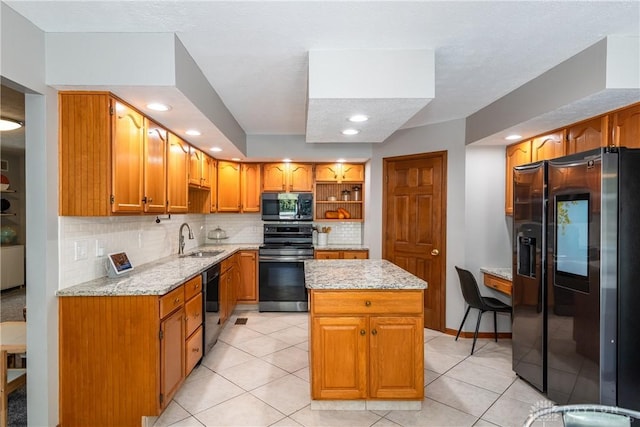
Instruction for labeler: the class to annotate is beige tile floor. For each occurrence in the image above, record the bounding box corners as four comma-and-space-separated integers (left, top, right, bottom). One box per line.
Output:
154, 310, 551, 427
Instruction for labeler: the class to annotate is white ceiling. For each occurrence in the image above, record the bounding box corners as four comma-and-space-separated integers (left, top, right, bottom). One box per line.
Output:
3, 1, 640, 154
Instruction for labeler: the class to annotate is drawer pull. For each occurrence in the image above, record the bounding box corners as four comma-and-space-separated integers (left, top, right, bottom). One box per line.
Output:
174, 298, 181, 304
365, 301, 371, 307
360, 329, 366, 336
192, 347, 200, 352
371, 329, 378, 336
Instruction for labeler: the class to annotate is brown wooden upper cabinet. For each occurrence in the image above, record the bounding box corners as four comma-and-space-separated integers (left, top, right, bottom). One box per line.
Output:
189, 147, 213, 189
566, 116, 610, 154
209, 159, 218, 213
59, 92, 192, 216
505, 140, 532, 216
217, 160, 241, 212
315, 163, 364, 183
612, 103, 640, 149
262, 162, 314, 192
241, 163, 261, 212
111, 101, 146, 213
531, 130, 566, 162
167, 134, 190, 213
144, 120, 168, 213
59, 92, 151, 216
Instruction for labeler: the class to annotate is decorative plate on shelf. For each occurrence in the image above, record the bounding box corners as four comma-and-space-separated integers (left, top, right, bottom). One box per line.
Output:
0, 174, 9, 191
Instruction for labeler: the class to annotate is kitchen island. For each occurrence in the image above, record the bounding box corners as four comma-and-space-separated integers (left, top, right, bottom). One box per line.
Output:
304, 259, 427, 410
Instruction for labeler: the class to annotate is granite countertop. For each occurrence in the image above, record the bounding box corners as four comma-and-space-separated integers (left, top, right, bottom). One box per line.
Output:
304, 259, 427, 290
480, 267, 513, 282
314, 244, 369, 251
56, 244, 260, 297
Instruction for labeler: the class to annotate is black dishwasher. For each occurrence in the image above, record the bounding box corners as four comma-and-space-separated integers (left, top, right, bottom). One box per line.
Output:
203, 263, 221, 354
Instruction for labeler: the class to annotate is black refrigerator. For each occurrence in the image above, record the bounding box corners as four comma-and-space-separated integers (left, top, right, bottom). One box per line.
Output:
512, 147, 640, 410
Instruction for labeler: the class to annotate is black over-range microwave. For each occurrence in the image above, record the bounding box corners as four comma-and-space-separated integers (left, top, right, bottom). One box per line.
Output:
261, 193, 313, 221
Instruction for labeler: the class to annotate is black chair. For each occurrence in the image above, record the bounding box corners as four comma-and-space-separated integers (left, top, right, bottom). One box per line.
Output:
454, 266, 511, 355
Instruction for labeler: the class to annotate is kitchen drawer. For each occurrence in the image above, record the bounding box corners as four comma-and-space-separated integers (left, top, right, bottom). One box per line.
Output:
185, 293, 203, 337
315, 251, 340, 259
220, 255, 235, 273
160, 286, 185, 319
311, 290, 423, 315
185, 325, 203, 376
483, 273, 512, 296
184, 275, 203, 301
342, 250, 368, 259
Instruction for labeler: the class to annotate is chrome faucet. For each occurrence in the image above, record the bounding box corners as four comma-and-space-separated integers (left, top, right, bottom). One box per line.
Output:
178, 222, 194, 255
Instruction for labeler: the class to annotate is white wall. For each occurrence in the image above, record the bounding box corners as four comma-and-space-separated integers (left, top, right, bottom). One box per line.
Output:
1, 4, 59, 426
464, 145, 512, 332
365, 118, 468, 330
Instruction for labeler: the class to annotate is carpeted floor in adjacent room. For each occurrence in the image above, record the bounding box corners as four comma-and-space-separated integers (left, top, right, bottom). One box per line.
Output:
1, 286, 27, 427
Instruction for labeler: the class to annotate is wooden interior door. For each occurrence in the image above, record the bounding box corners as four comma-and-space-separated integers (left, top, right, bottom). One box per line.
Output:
383, 152, 447, 331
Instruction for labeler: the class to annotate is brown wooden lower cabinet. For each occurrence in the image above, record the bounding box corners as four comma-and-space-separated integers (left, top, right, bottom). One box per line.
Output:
219, 255, 239, 324
237, 250, 258, 303
59, 278, 204, 426
309, 289, 424, 400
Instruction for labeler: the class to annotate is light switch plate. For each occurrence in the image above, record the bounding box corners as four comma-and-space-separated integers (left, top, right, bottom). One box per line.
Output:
74, 240, 88, 261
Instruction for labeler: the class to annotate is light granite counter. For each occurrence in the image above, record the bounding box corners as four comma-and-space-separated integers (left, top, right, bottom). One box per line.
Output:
480, 267, 512, 282
57, 244, 260, 297
304, 259, 427, 290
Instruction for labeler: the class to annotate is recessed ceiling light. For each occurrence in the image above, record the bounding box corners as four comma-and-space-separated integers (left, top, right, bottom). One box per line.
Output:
505, 134, 522, 141
185, 130, 201, 136
210, 147, 222, 152
146, 103, 171, 112
0, 118, 23, 131
342, 129, 360, 136
283, 158, 292, 163
348, 114, 369, 123
231, 157, 241, 161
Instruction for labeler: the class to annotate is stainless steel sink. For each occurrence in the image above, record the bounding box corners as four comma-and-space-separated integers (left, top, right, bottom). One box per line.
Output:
182, 250, 225, 258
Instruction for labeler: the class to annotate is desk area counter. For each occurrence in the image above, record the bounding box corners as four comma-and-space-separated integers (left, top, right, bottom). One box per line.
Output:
304, 259, 428, 290
480, 267, 513, 296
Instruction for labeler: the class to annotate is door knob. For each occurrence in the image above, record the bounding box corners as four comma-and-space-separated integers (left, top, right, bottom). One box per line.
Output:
431, 249, 440, 256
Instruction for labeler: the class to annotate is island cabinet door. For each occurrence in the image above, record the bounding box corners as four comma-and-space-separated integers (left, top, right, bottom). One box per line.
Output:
369, 316, 424, 399
311, 316, 368, 399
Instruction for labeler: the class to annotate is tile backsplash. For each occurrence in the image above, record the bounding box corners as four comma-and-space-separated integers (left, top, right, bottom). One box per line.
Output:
59, 213, 362, 288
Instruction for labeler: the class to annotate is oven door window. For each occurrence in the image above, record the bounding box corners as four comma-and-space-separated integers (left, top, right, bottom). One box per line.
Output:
259, 261, 307, 301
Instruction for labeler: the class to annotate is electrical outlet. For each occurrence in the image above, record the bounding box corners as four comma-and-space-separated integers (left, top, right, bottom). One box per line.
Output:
74, 240, 88, 261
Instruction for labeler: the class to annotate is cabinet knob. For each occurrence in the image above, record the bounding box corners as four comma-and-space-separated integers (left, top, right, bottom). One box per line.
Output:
174, 298, 181, 304
371, 329, 378, 336
360, 329, 366, 336
365, 300, 371, 307
148, 197, 153, 203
